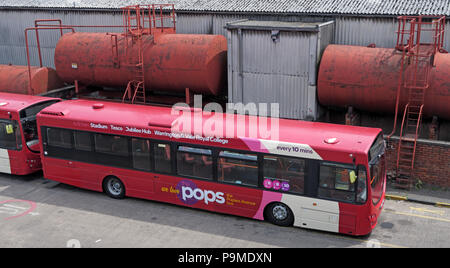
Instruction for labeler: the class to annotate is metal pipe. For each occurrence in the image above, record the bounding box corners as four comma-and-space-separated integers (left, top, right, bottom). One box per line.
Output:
24, 26, 75, 94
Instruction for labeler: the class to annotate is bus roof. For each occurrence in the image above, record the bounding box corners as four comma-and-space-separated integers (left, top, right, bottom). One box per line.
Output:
0, 92, 59, 114
38, 99, 382, 162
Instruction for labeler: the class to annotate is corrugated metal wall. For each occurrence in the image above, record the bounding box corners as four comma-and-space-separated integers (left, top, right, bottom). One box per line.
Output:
334, 16, 398, 48
334, 16, 450, 49
0, 9, 449, 69
0, 9, 123, 67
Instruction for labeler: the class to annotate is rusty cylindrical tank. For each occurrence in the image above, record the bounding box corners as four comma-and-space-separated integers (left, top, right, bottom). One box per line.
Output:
317, 44, 450, 120
0, 65, 64, 95
54, 32, 227, 95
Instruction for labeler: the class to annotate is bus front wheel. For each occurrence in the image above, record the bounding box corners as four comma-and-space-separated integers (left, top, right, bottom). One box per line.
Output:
103, 176, 126, 199
265, 202, 294, 227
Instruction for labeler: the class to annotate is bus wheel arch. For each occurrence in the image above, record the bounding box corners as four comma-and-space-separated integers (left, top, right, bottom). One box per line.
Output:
264, 202, 294, 227
102, 175, 126, 199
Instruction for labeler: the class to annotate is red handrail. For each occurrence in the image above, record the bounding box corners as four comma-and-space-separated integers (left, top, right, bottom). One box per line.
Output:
24, 26, 75, 94
395, 103, 409, 171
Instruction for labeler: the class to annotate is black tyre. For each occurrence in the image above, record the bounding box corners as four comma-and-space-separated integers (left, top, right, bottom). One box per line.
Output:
103, 176, 125, 199
265, 202, 294, 227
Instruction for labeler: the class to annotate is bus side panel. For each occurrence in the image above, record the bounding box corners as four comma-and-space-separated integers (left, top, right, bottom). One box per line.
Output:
0, 149, 13, 174
153, 176, 264, 219
104, 167, 156, 199
43, 158, 82, 188
282, 195, 340, 233
6, 149, 42, 175
43, 159, 157, 197
337, 203, 359, 235
252, 191, 283, 221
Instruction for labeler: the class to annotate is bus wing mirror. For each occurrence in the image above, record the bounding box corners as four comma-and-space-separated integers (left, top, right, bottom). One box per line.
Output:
349, 171, 357, 184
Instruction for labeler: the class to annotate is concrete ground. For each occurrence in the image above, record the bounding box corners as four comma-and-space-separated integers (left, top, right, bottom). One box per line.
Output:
0, 172, 449, 248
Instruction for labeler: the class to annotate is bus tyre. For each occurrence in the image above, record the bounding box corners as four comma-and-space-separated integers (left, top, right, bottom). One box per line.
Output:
266, 202, 294, 227
103, 176, 125, 199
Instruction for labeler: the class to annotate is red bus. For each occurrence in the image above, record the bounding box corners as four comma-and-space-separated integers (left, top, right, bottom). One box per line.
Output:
0, 93, 59, 175
37, 99, 386, 236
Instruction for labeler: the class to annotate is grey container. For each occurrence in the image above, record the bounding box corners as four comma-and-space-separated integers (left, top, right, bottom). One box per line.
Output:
226, 19, 334, 121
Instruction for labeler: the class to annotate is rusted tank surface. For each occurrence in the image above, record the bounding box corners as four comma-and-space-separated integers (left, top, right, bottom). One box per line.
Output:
0, 65, 64, 95
54, 32, 227, 95
318, 44, 450, 120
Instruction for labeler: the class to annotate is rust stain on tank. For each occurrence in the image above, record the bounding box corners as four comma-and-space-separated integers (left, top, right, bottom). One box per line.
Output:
0, 65, 64, 95
318, 45, 450, 120
54, 32, 227, 95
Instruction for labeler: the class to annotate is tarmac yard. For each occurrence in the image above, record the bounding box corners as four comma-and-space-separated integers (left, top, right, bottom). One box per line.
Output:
0, 172, 449, 248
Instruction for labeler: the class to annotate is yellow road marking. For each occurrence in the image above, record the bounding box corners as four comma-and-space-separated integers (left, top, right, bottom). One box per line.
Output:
385, 194, 408, 201
409, 206, 445, 216
394, 211, 450, 223
436, 202, 450, 208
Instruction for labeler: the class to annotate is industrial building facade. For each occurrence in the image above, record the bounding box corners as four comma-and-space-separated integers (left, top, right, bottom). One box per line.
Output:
1, 1, 450, 67
0, 0, 449, 188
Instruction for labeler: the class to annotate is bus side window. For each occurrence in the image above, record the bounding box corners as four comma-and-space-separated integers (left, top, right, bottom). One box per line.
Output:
132, 138, 151, 171
74, 131, 92, 151
153, 143, 172, 174
263, 155, 305, 194
176, 146, 213, 180
217, 151, 258, 187
47, 128, 73, 149
94, 134, 128, 156
0, 121, 22, 150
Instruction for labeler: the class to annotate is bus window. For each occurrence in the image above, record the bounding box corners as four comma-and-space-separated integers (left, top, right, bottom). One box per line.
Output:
132, 138, 151, 171
369, 134, 385, 205
218, 151, 258, 187
356, 167, 367, 204
94, 134, 128, 157
177, 146, 213, 180
153, 143, 172, 174
318, 163, 356, 202
0, 120, 21, 150
47, 128, 72, 149
74, 131, 92, 151
263, 155, 305, 194
370, 156, 384, 205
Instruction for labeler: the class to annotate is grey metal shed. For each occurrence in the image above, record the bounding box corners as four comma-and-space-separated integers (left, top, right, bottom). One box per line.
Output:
225, 19, 334, 121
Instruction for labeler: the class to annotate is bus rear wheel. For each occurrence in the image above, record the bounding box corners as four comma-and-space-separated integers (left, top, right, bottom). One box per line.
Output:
265, 202, 294, 227
103, 176, 125, 199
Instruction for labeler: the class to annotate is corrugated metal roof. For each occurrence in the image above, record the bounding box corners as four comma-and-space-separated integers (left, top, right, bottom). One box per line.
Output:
0, 0, 449, 16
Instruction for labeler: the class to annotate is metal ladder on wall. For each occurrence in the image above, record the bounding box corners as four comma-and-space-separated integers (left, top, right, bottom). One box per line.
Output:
121, 4, 177, 104
393, 16, 446, 189
122, 5, 147, 104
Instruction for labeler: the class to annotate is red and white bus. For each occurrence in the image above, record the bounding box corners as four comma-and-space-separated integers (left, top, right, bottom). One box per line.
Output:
37, 99, 386, 236
0, 93, 59, 175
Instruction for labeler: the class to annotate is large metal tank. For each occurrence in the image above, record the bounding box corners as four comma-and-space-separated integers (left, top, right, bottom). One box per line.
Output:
0, 65, 64, 95
317, 44, 450, 120
54, 32, 227, 95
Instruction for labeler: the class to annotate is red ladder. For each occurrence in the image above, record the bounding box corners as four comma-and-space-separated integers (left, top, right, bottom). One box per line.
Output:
121, 5, 147, 104
393, 16, 445, 189
121, 4, 176, 104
